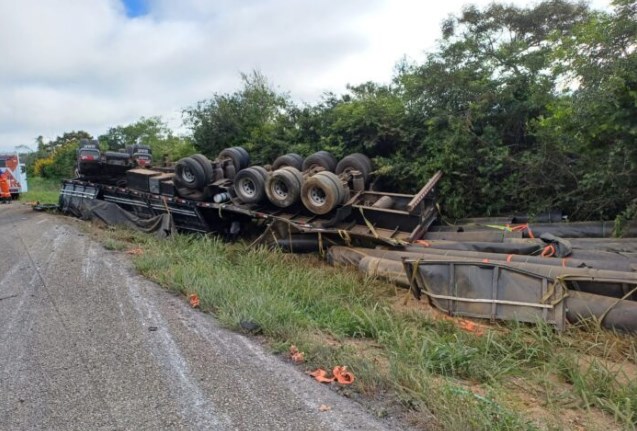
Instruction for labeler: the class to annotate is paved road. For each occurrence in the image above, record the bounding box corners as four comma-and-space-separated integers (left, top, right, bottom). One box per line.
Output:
0, 204, 397, 431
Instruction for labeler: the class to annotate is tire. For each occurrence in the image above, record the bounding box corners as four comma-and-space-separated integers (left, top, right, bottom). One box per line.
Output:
232, 146, 250, 169
265, 167, 303, 208
280, 166, 304, 190
218, 148, 244, 172
290, 153, 304, 166
335, 153, 372, 182
272, 153, 303, 170
190, 154, 214, 185
301, 171, 345, 215
174, 157, 207, 190
234, 167, 266, 204
250, 165, 269, 181
302, 151, 337, 172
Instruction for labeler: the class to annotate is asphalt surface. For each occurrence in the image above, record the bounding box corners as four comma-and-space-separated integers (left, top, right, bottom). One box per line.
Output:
0, 204, 398, 431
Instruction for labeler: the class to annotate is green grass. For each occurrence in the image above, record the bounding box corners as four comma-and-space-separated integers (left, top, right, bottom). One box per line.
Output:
97, 229, 637, 430
21, 176, 61, 204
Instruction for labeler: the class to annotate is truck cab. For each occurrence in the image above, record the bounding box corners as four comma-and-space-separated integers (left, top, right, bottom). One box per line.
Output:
76, 139, 102, 177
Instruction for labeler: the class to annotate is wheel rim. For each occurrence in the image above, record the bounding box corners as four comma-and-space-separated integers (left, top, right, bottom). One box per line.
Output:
239, 178, 256, 197
272, 179, 288, 199
308, 186, 326, 206
182, 167, 196, 184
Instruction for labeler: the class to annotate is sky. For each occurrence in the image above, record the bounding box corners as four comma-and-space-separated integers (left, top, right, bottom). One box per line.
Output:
0, 0, 611, 153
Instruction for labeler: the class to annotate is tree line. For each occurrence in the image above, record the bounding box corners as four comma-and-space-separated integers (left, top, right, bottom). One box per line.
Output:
28, 0, 636, 221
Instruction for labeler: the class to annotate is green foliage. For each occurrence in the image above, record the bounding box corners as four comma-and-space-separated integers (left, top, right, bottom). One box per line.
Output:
98, 117, 195, 163
183, 71, 292, 163
31, 131, 92, 179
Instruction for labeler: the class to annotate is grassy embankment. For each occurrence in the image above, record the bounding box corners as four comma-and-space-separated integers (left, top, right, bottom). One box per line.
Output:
96, 227, 637, 431
20, 176, 61, 204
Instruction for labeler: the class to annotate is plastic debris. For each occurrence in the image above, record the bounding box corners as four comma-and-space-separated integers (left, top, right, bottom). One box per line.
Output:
188, 293, 200, 308
309, 366, 355, 385
289, 345, 305, 364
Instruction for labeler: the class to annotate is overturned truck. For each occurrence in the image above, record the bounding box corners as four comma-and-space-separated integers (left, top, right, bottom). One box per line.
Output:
59, 145, 637, 332
61, 146, 441, 246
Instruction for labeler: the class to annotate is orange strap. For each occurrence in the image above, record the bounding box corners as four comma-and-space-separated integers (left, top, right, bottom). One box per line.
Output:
414, 240, 431, 247
310, 366, 355, 385
507, 224, 535, 239
309, 369, 334, 383
540, 244, 556, 258
506, 254, 514, 262
333, 366, 355, 385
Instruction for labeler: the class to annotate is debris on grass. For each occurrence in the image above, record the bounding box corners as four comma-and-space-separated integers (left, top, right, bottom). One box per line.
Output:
309, 366, 355, 385
188, 293, 200, 308
289, 345, 305, 363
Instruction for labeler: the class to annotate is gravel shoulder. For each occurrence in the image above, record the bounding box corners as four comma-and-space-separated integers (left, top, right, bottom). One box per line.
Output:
0, 204, 400, 430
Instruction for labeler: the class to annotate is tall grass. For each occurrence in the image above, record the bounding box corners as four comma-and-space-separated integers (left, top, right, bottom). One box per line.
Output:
21, 176, 61, 204
100, 229, 637, 430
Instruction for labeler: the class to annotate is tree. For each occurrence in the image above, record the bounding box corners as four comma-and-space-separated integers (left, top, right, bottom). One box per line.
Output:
30, 131, 92, 178
183, 71, 292, 163
536, 0, 637, 219
99, 117, 195, 162
394, 0, 591, 217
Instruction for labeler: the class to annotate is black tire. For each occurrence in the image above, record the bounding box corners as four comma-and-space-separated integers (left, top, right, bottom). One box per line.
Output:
174, 157, 207, 190
302, 151, 337, 172
190, 154, 214, 185
335, 153, 372, 182
250, 165, 269, 181
272, 153, 303, 170
301, 171, 345, 215
233, 167, 266, 204
265, 167, 303, 208
231, 146, 250, 169
280, 166, 304, 190
290, 153, 304, 165
218, 148, 244, 172
104, 151, 130, 161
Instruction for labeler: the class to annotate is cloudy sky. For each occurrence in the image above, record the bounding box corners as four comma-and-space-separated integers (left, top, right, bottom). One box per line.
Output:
0, 0, 611, 152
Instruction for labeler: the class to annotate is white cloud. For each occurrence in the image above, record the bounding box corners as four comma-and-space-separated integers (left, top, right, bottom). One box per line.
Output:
0, 0, 612, 152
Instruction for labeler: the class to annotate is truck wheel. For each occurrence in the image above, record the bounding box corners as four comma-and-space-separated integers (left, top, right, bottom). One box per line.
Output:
234, 167, 266, 204
335, 153, 372, 182
175, 157, 206, 190
190, 154, 214, 185
302, 151, 337, 172
265, 167, 303, 208
250, 165, 269, 181
272, 153, 303, 171
218, 148, 244, 172
301, 171, 345, 215
231, 146, 251, 169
